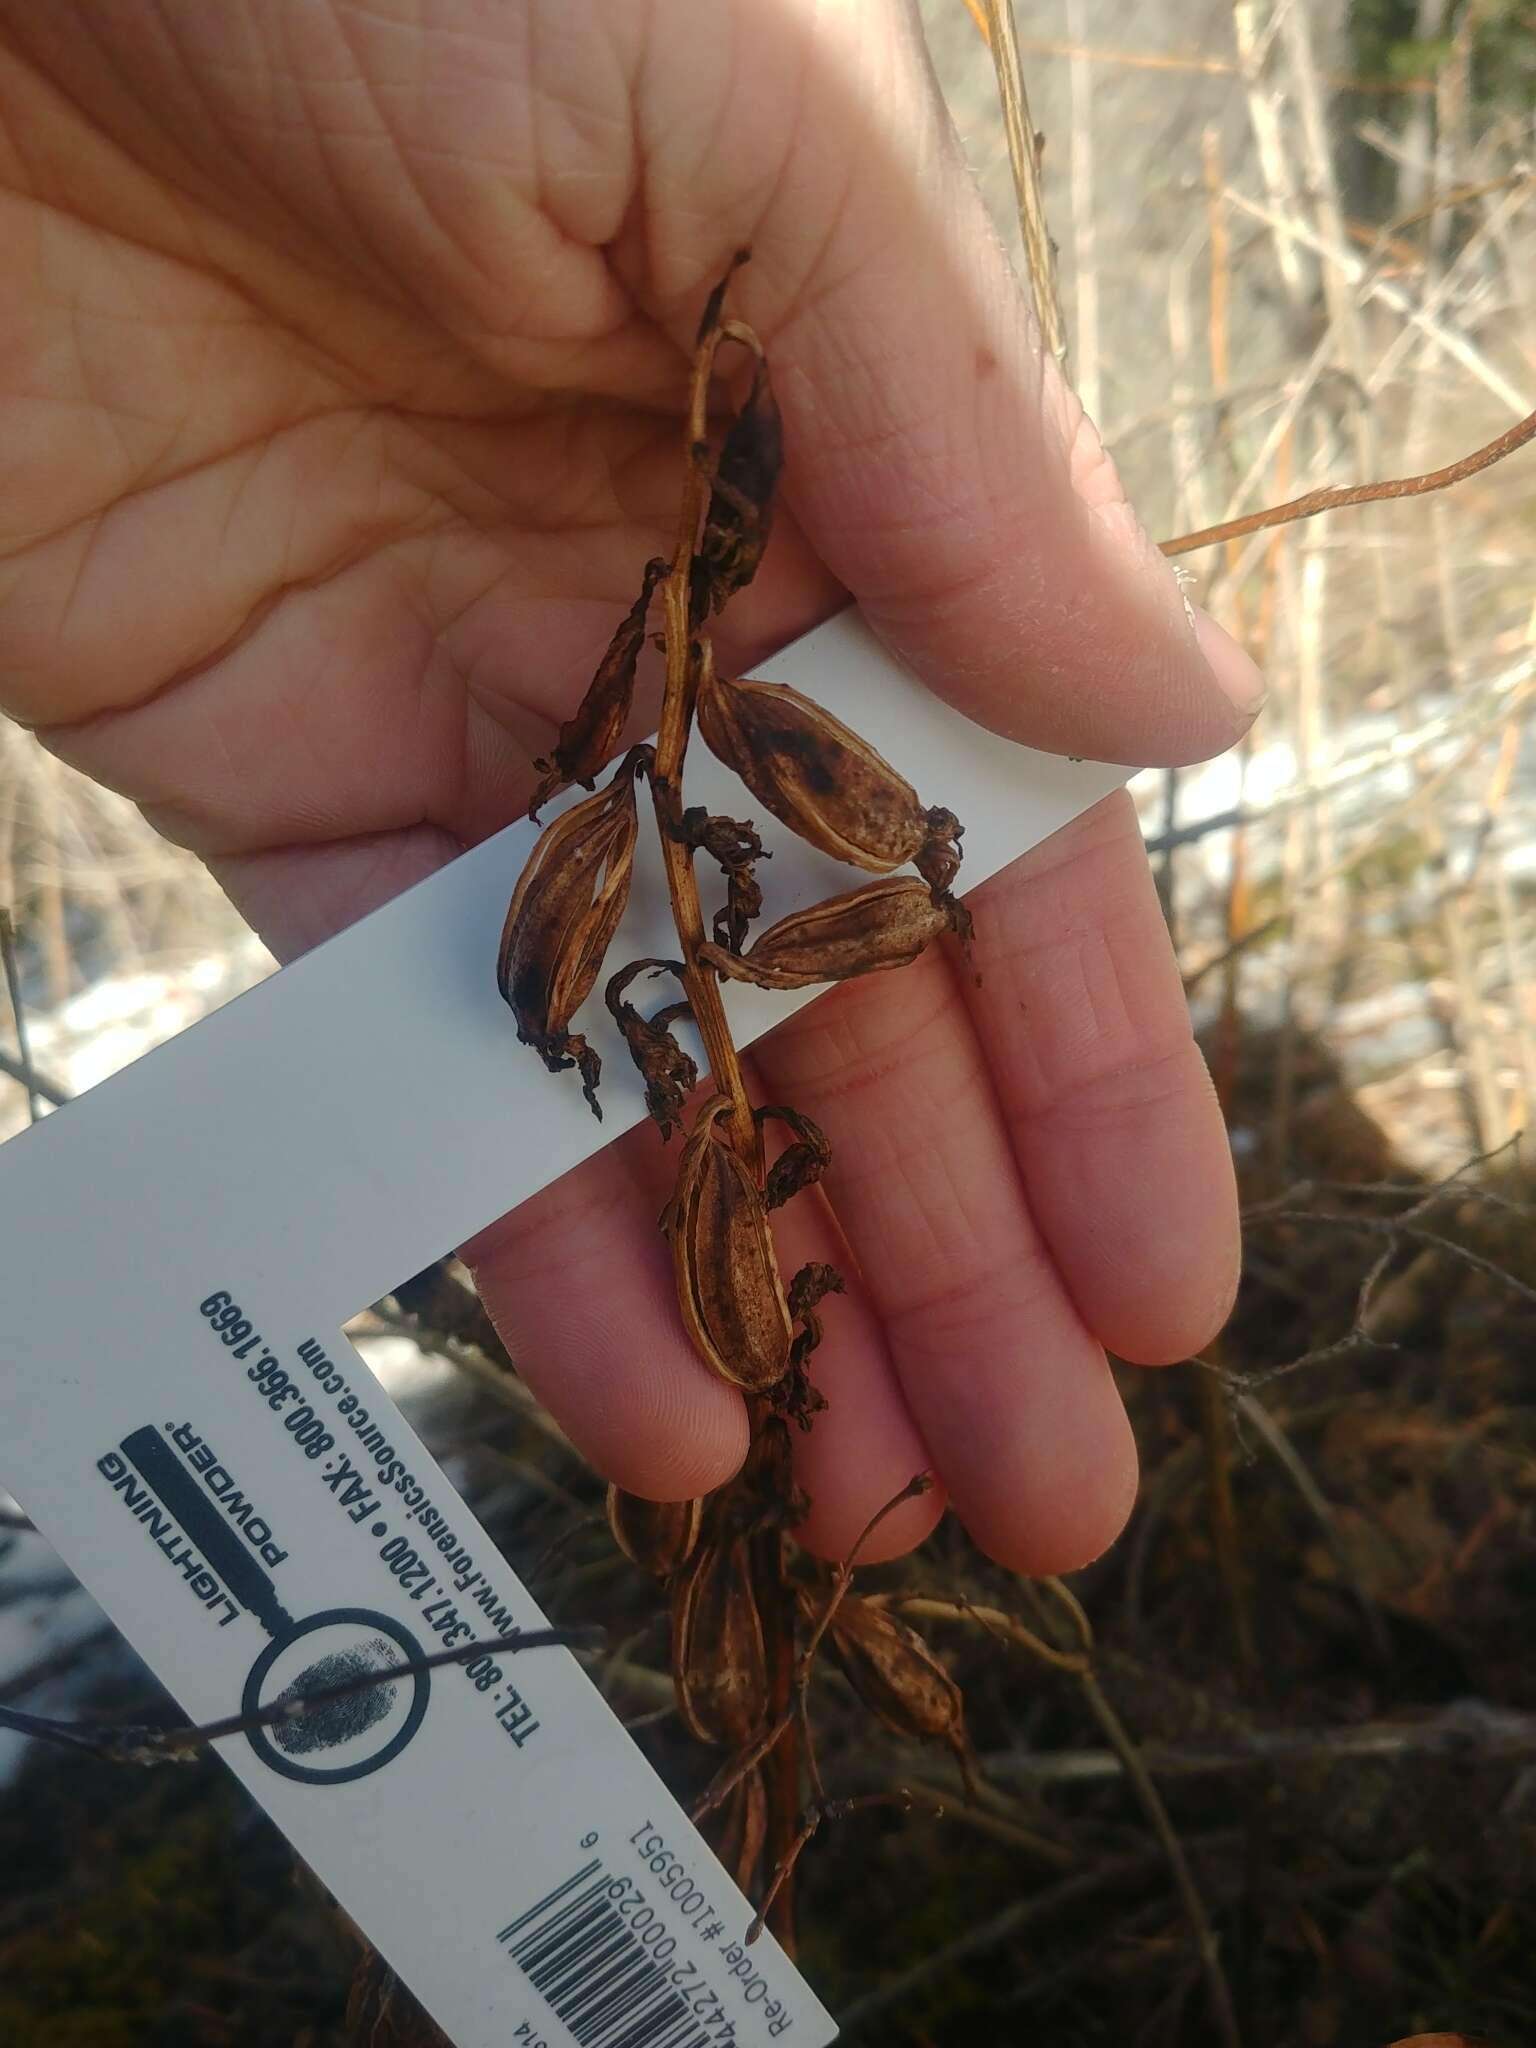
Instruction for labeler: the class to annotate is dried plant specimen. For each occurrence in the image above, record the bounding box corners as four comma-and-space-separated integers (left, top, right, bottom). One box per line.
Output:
497, 258, 974, 1944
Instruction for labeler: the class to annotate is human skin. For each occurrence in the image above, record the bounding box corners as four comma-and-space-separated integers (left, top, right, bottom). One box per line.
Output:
0, 0, 1261, 1570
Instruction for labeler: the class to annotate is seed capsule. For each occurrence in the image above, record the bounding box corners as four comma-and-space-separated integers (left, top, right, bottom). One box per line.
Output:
497, 747, 649, 1117
696, 666, 965, 901
802, 1589, 968, 1754
699, 877, 962, 991
607, 1485, 703, 1578
671, 1537, 769, 1745
527, 560, 665, 818
665, 1096, 793, 1393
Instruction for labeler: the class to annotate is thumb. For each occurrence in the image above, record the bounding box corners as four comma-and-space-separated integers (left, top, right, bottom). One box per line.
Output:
757, 3, 1263, 766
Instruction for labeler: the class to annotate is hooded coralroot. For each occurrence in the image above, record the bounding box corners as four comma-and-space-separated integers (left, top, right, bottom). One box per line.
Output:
606, 1484, 702, 1578
671, 1536, 769, 1745
699, 877, 965, 991
664, 1095, 793, 1393
528, 558, 665, 818
497, 747, 649, 1117
696, 666, 966, 906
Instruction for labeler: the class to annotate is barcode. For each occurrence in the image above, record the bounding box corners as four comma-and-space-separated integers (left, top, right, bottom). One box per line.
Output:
498, 1858, 710, 2048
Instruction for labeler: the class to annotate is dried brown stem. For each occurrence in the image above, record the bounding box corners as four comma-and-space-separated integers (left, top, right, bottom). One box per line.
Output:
655, 271, 760, 1168
980, 0, 1067, 364
1160, 405, 1536, 557
690, 1474, 933, 1829
959, 14, 1436, 94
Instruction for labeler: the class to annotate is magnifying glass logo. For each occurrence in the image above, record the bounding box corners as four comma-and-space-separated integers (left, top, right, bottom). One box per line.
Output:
119, 1425, 431, 1787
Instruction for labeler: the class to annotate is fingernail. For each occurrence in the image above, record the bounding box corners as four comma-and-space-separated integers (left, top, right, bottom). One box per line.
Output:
1191, 606, 1267, 717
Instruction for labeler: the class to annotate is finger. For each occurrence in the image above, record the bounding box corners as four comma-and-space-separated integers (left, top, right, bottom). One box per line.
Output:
460, 1126, 749, 1502
754, 1158, 945, 1566
751, 947, 1137, 1576
962, 792, 1240, 1364
686, 1, 1265, 765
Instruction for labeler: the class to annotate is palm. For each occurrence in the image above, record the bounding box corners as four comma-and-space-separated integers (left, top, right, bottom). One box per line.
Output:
0, 1, 1255, 1569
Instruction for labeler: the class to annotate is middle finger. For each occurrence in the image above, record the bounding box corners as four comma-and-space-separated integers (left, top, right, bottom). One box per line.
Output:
751, 940, 1137, 1575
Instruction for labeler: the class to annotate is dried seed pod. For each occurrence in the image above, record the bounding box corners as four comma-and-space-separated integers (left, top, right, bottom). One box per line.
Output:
694, 354, 782, 616
664, 1095, 793, 1393
672, 1537, 769, 1745
700, 877, 966, 992
497, 747, 649, 1117
801, 1589, 969, 1763
528, 558, 665, 818
606, 1484, 703, 1578
605, 959, 698, 1140
696, 666, 966, 905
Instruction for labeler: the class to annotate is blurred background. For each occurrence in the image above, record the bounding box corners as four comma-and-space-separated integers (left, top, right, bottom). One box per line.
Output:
3, 4, 1535, 2044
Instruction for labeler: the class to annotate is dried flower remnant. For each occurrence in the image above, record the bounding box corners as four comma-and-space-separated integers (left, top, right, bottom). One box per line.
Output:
696, 665, 968, 912
678, 805, 770, 955
496, 746, 650, 1117
694, 352, 783, 618
605, 958, 698, 1140
665, 1095, 794, 1393
785, 1261, 844, 1381
754, 1105, 832, 1213
527, 558, 666, 819
606, 1485, 702, 1578
672, 1535, 770, 1745
701, 876, 966, 991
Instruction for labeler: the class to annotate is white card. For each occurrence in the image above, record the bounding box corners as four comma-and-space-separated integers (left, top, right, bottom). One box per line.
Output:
0, 606, 1128, 2047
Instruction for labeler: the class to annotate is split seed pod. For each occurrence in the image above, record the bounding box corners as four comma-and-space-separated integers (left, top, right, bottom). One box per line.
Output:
802, 1589, 968, 1760
699, 877, 963, 991
528, 558, 665, 818
665, 1096, 793, 1393
696, 666, 965, 903
497, 747, 649, 1117
606, 1484, 703, 1578
672, 1538, 769, 1745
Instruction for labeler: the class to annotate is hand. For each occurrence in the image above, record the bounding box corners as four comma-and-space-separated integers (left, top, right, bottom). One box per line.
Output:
0, 0, 1261, 1570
